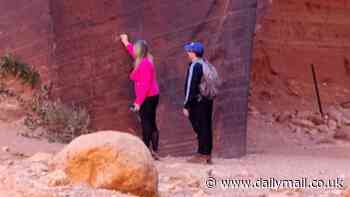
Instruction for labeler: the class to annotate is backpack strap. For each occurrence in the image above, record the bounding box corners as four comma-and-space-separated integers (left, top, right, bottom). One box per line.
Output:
192, 58, 205, 65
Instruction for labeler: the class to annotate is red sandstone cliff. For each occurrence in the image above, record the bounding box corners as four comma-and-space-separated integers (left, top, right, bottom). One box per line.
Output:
252, 0, 350, 113
0, 0, 258, 157
3, 0, 350, 156
0, 0, 51, 82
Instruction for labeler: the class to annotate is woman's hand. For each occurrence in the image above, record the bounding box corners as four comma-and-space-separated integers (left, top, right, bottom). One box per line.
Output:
183, 108, 189, 117
120, 34, 130, 46
134, 103, 141, 111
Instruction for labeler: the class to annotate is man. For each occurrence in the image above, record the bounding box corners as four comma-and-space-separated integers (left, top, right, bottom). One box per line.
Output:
183, 42, 214, 164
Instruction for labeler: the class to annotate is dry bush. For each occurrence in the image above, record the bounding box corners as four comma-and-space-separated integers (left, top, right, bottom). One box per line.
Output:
25, 85, 92, 143
0, 84, 16, 99
0, 54, 92, 143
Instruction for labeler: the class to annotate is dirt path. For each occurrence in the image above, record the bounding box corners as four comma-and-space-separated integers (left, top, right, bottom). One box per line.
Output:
157, 153, 349, 196
0, 116, 349, 196
0, 121, 63, 160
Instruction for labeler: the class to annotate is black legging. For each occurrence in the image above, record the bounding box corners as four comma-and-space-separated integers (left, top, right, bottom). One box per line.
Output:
139, 95, 160, 152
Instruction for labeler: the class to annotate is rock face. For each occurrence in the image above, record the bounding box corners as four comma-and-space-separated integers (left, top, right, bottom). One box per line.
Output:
0, 0, 51, 82
252, 0, 350, 113
0, 0, 258, 157
53, 131, 158, 197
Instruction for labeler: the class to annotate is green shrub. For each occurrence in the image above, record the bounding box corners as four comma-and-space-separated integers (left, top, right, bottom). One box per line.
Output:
0, 54, 40, 87
0, 54, 91, 143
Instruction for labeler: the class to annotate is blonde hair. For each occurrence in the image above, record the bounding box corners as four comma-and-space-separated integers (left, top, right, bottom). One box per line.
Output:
134, 40, 153, 68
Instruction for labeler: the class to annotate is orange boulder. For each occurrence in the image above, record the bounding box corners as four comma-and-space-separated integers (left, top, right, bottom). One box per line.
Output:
53, 131, 158, 197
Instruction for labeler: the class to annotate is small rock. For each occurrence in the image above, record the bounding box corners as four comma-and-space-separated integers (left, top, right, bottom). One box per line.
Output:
28, 152, 53, 163
342, 117, 350, 125
290, 119, 315, 129
5, 160, 14, 166
30, 162, 49, 174
47, 170, 70, 187
296, 111, 313, 119
334, 127, 350, 141
328, 119, 338, 131
341, 110, 350, 125
187, 177, 201, 188
33, 127, 46, 137
308, 129, 319, 136
340, 101, 350, 109
206, 169, 214, 177
317, 125, 330, 133
307, 115, 325, 126
275, 112, 292, 123
2, 146, 9, 153
327, 107, 343, 123
248, 105, 260, 116
315, 137, 336, 145
240, 169, 250, 176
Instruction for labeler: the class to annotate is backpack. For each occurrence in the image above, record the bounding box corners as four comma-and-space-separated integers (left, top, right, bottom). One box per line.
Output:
197, 59, 222, 99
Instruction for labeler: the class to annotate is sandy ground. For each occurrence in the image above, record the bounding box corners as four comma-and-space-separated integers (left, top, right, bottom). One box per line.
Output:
247, 114, 350, 158
0, 93, 349, 196
0, 121, 63, 157
0, 114, 349, 196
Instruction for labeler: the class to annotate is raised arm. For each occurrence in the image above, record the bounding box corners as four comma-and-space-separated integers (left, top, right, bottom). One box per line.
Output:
120, 34, 136, 58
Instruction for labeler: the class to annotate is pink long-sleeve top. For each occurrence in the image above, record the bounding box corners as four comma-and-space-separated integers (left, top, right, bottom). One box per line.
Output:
126, 43, 159, 106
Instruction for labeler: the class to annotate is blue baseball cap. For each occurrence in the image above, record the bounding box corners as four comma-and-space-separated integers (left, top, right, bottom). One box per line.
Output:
184, 42, 204, 55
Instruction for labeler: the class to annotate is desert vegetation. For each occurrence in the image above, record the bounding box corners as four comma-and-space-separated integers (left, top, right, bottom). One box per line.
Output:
0, 54, 40, 87
0, 54, 92, 143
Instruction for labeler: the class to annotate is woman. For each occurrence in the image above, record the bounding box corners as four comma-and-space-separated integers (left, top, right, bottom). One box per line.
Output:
120, 34, 160, 160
